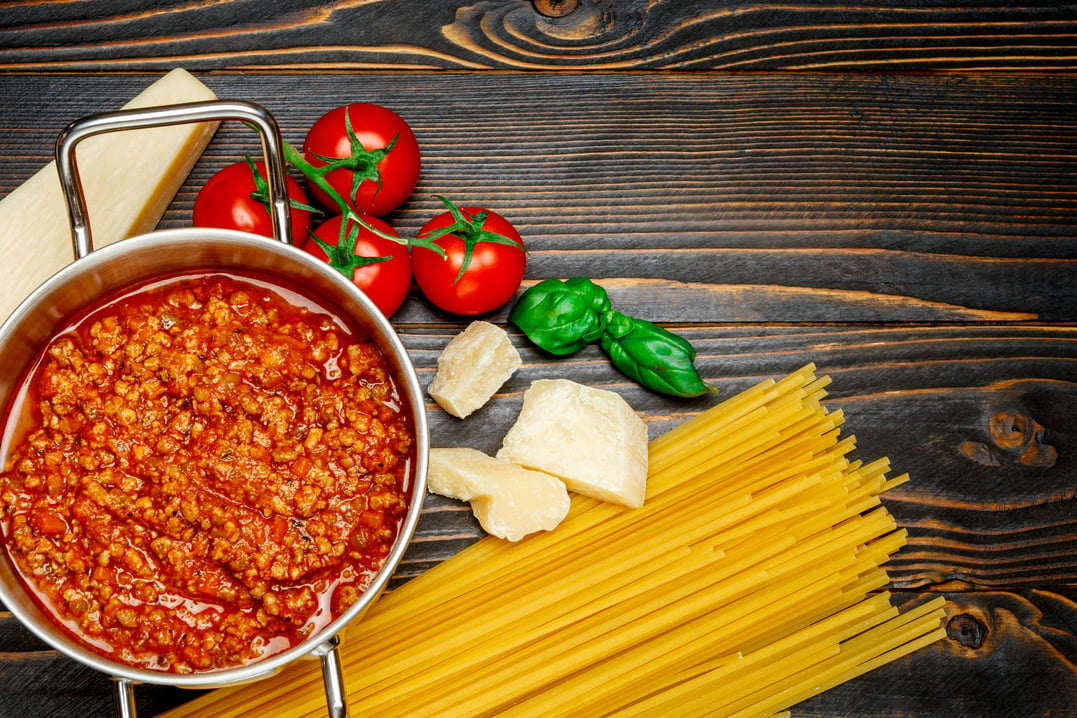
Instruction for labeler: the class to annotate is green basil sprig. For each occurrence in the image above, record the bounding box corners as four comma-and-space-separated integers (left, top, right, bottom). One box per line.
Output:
510, 277, 612, 355
510, 277, 714, 398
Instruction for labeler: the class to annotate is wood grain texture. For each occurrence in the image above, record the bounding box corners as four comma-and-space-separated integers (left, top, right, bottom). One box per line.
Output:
2, 72, 1075, 321
0, 646, 203, 718
795, 590, 1077, 717
1, 0, 1077, 72
0, 69, 1074, 716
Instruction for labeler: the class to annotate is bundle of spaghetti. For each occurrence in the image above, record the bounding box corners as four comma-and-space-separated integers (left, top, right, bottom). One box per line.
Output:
165, 363, 947, 718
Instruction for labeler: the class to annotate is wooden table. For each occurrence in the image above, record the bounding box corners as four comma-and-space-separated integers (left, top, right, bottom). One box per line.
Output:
1, 2, 1075, 716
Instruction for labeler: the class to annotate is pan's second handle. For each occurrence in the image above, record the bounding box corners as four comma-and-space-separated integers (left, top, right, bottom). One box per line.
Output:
112, 678, 137, 718
54, 99, 293, 260
313, 634, 349, 718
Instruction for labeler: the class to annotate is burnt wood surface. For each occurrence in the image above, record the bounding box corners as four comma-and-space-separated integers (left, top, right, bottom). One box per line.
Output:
1, 3, 1077, 716
1, 0, 1076, 72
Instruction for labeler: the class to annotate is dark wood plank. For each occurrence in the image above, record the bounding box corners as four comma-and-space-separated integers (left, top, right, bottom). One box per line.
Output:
0, 643, 203, 718
0, 69, 1075, 717
2, 0, 1076, 72
795, 590, 1077, 717
1, 72, 1075, 321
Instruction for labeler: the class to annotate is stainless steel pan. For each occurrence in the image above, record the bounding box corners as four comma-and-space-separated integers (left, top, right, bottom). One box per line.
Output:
0, 100, 428, 718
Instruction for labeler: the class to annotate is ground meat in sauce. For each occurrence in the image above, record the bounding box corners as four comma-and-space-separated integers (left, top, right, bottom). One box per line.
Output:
0, 273, 413, 673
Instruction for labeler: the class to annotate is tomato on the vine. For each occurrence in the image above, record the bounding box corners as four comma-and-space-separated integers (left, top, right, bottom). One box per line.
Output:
412, 197, 526, 316
302, 104, 421, 217
302, 213, 412, 318
193, 158, 314, 244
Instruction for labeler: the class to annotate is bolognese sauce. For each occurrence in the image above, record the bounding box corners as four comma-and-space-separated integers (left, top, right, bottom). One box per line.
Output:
0, 272, 414, 673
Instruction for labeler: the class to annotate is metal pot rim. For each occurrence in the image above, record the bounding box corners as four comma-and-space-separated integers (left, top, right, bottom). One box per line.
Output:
0, 226, 429, 689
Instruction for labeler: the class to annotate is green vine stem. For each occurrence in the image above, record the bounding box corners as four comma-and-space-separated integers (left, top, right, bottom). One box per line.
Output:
281, 141, 446, 258
415, 195, 526, 284
246, 155, 320, 214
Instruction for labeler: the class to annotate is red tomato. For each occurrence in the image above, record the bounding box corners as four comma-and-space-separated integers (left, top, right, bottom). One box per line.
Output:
302, 104, 421, 217
193, 159, 313, 244
302, 213, 412, 318
412, 201, 526, 316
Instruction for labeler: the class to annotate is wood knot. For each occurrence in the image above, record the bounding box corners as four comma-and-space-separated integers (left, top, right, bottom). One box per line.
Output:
530, 0, 615, 40
531, 0, 580, 18
960, 408, 1058, 468
946, 612, 988, 649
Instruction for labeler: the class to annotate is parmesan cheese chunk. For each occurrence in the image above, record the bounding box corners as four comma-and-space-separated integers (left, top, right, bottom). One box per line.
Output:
428, 321, 522, 418
428, 447, 570, 542
497, 379, 649, 509
0, 68, 219, 323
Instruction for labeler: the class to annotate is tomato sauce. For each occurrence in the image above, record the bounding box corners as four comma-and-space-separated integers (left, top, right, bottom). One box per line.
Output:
0, 272, 414, 673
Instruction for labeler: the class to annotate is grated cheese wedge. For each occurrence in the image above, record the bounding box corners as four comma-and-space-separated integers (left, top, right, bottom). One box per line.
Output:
0, 68, 219, 323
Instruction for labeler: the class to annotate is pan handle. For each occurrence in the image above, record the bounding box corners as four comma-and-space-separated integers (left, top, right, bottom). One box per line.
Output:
112, 678, 137, 718
103, 637, 351, 718
103, 637, 352, 718
312, 634, 349, 718
54, 99, 293, 260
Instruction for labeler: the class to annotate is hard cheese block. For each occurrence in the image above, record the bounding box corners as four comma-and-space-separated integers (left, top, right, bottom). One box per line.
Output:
0, 68, 219, 323
428, 447, 570, 542
498, 378, 650, 509
428, 320, 522, 418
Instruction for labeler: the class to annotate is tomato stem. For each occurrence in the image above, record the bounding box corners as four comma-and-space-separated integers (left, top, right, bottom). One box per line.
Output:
417, 195, 525, 284
282, 141, 446, 258
245, 155, 320, 214
309, 217, 392, 281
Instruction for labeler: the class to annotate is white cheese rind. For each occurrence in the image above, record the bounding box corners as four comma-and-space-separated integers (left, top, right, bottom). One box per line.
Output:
428, 321, 522, 418
0, 68, 219, 323
428, 447, 570, 542
497, 379, 649, 509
